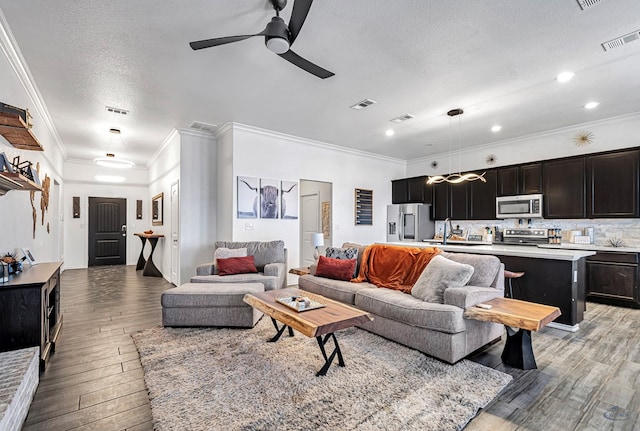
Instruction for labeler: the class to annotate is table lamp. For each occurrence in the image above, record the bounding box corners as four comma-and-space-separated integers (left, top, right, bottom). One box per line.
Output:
312, 233, 325, 261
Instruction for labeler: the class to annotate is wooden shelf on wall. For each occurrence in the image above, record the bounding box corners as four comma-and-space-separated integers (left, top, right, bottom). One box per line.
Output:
0, 113, 44, 151
0, 171, 41, 195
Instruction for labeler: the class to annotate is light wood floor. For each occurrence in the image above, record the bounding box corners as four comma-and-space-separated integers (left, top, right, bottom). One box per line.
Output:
23, 265, 640, 430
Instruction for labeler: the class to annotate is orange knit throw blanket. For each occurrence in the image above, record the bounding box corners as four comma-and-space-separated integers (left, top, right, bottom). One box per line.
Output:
352, 244, 441, 293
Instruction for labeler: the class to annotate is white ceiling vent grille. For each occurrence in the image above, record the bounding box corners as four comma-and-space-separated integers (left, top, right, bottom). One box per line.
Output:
576, 0, 607, 10
390, 114, 415, 123
105, 106, 129, 116
602, 30, 640, 51
189, 121, 217, 133
350, 99, 377, 110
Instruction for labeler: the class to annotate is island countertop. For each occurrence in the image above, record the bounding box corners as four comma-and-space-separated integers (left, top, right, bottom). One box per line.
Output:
384, 242, 595, 261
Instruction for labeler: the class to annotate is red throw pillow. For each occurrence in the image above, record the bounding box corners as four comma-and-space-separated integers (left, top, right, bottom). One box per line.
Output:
315, 255, 357, 281
217, 256, 258, 276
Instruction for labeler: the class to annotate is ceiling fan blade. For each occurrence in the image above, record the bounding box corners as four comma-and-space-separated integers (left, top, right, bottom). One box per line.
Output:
190, 33, 262, 50
288, 0, 313, 45
279, 49, 334, 79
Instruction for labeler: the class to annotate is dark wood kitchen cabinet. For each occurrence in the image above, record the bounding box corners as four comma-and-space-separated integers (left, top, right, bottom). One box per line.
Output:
497, 163, 542, 196
587, 149, 639, 218
432, 182, 468, 220
0, 262, 63, 369
432, 182, 449, 220
586, 252, 639, 307
469, 170, 497, 219
391, 176, 431, 204
543, 158, 586, 219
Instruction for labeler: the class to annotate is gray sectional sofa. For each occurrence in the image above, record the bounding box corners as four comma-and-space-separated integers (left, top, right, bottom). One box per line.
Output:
299, 247, 505, 364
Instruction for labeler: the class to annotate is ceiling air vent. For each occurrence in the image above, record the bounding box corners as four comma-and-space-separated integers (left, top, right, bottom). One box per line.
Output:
602, 30, 640, 51
189, 121, 217, 134
349, 99, 377, 110
105, 106, 129, 116
390, 114, 415, 123
576, 0, 607, 10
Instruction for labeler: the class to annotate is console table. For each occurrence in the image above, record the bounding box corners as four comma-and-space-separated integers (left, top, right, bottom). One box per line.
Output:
134, 233, 164, 277
0, 262, 63, 370
464, 297, 560, 370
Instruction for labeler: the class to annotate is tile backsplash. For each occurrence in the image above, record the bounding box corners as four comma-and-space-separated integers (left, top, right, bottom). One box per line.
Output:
436, 219, 640, 248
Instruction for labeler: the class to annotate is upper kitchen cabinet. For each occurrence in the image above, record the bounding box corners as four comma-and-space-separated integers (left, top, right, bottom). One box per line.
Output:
497, 163, 542, 196
391, 176, 431, 204
587, 149, 639, 218
431, 182, 468, 220
469, 170, 497, 220
543, 158, 586, 219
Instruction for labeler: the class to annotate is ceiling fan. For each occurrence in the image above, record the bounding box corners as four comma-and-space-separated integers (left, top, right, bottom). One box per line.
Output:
189, 0, 334, 79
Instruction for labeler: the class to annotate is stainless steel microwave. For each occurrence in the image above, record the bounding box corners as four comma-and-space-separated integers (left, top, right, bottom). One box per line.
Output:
496, 194, 543, 218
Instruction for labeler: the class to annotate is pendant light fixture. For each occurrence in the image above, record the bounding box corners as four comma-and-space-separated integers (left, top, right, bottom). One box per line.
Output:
94, 128, 135, 169
427, 108, 486, 185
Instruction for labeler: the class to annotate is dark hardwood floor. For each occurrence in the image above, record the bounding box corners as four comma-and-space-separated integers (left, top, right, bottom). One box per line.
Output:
24, 265, 170, 431
23, 265, 640, 430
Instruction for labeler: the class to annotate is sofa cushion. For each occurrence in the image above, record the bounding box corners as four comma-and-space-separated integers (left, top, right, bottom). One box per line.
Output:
191, 274, 279, 291
442, 252, 502, 287
217, 256, 258, 276
215, 241, 285, 272
355, 287, 466, 334
411, 255, 474, 303
316, 255, 357, 281
299, 274, 376, 305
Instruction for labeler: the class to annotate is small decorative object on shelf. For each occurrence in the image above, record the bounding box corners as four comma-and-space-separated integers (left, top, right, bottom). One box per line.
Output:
2, 252, 23, 274
144, 229, 154, 234
574, 131, 594, 147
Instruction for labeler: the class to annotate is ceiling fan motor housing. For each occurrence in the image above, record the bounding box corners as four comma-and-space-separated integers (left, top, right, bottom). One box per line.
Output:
265, 16, 290, 54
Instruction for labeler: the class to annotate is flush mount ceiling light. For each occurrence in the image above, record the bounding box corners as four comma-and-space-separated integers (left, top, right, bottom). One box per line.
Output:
385, 129, 395, 137
491, 125, 502, 132
556, 71, 575, 83
584, 101, 599, 109
427, 109, 486, 185
93, 128, 135, 168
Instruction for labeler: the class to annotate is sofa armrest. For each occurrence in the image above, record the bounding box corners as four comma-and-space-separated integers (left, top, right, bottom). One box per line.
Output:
264, 262, 287, 289
444, 285, 503, 309
196, 263, 216, 276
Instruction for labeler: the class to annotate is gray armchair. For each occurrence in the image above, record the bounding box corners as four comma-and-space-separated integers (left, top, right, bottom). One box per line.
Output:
192, 240, 287, 290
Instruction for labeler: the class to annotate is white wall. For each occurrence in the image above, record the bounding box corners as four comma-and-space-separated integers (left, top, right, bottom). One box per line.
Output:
223, 123, 406, 281
406, 112, 640, 177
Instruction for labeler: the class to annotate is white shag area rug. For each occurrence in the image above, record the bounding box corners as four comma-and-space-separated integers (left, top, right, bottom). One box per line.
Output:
132, 317, 511, 431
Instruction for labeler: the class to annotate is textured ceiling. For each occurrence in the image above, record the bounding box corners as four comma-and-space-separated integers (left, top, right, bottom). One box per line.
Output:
0, 0, 639, 167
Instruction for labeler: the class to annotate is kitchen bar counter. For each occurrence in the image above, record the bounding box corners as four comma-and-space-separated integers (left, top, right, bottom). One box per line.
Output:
385, 241, 592, 331
538, 243, 640, 253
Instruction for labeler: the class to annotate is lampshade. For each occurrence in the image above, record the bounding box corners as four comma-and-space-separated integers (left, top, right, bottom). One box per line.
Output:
312, 232, 325, 247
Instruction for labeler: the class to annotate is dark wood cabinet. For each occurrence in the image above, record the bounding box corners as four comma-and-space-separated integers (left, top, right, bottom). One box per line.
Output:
432, 182, 449, 220
586, 252, 639, 307
543, 158, 586, 219
391, 176, 431, 204
587, 149, 639, 218
497, 163, 542, 196
469, 170, 497, 220
0, 262, 63, 369
449, 182, 468, 219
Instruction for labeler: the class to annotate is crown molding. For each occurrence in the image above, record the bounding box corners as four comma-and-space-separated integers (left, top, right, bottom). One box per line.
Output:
177, 127, 216, 139
145, 128, 180, 168
226, 122, 407, 165
0, 9, 67, 162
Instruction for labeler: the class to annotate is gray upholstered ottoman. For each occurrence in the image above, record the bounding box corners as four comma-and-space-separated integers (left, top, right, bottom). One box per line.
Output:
161, 282, 264, 328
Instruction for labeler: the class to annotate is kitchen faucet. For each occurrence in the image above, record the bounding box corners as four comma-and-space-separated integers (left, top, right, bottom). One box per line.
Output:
442, 218, 454, 245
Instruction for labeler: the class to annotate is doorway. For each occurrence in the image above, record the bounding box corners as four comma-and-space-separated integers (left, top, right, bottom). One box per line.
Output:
88, 197, 127, 266
299, 180, 332, 267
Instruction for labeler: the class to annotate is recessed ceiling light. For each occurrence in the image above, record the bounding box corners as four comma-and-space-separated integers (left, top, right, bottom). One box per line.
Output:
556, 71, 575, 83
584, 101, 599, 109
95, 175, 126, 183
385, 129, 395, 137
491, 125, 502, 132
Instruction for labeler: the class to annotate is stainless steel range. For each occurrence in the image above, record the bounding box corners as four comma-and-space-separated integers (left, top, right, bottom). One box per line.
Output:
502, 228, 549, 245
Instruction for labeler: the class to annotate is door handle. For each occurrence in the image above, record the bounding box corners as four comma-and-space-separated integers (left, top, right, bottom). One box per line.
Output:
121, 224, 127, 236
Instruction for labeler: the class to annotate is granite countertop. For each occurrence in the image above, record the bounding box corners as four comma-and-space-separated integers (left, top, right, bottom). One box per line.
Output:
385, 241, 595, 261
537, 243, 640, 253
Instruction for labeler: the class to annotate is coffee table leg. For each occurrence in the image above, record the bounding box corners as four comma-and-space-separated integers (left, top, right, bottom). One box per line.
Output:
315, 333, 345, 376
268, 318, 294, 342
501, 326, 537, 370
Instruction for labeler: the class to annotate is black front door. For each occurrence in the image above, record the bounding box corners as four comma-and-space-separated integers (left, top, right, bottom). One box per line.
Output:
88, 197, 127, 266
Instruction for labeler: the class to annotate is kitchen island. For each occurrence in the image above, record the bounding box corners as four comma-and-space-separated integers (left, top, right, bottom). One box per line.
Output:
386, 241, 595, 331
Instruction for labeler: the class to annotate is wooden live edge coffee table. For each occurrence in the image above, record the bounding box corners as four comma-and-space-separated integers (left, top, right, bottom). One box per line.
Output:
464, 297, 561, 370
243, 288, 373, 376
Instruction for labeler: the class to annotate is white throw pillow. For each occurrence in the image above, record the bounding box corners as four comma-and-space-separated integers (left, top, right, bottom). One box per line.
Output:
214, 247, 247, 267
411, 255, 474, 303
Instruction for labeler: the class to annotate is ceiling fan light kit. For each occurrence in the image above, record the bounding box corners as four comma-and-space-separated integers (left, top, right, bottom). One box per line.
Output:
189, 0, 334, 79
427, 108, 487, 185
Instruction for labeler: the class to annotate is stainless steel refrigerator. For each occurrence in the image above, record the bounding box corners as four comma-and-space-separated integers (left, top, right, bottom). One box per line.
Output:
386, 204, 435, 242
